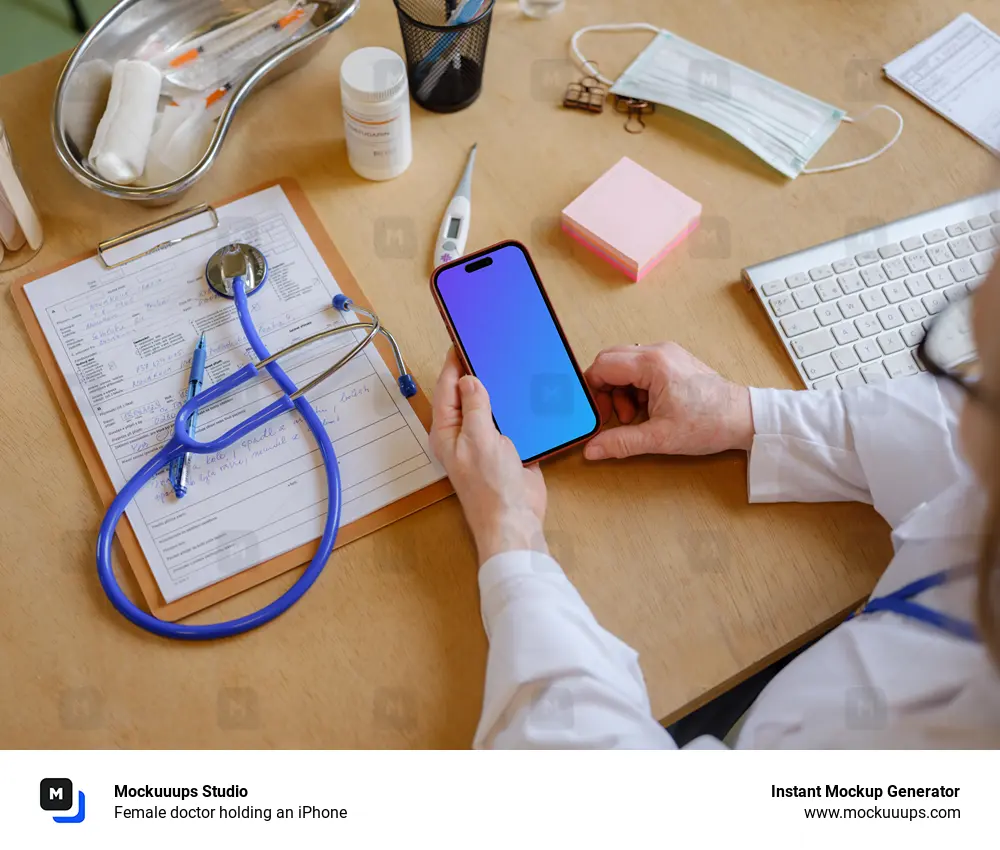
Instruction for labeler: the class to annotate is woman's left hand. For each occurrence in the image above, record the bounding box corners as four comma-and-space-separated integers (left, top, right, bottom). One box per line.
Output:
430, 348, 548, 564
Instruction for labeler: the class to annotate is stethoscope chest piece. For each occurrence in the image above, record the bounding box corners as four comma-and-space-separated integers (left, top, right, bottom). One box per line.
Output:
205, 243, 269, 298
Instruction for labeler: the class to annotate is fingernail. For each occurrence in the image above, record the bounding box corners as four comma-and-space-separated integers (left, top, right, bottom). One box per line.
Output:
585, 445, 605, 460
459, 376, 475, 396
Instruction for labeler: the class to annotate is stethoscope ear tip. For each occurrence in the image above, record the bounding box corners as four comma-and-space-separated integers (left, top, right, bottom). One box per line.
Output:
332, 294, 352, 311
398, 374, 417, 398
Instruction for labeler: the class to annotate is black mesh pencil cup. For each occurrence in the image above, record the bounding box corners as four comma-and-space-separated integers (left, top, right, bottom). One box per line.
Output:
394, 0, 495, 113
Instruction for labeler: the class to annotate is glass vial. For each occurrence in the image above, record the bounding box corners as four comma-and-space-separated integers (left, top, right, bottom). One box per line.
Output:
0, 118, 44, 271
518, 0, 565, 19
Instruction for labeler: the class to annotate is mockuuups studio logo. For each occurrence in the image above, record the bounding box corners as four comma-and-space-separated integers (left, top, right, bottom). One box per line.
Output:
40, 778, 86, 823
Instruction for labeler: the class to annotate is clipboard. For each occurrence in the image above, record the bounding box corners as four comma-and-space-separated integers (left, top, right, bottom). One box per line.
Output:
10, 178, 453, 623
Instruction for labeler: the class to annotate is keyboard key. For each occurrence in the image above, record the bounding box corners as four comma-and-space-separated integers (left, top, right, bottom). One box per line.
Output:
761, 280, 786, 296
944, 285, 966, 303
855, 250, 880, 266
913, 350, 928, 372
815, 279, 842, 301
832, 257, 857, 273
855, 315, 882, 337
900, 236, 925, 251
838, 294, 865, 319
770, 294, 797, 317
882, 257, 909, 279
883, 351, 920, 378
809, 264, 834, 280
860, 288, 888, 310
861, 362, 889, 383
949, 236, 975, 259
927, 267, 953, 289
812, 377, 839, 390
883, 280, 909, 304
900, 300, 927, 323
971, 230, 996, 252
950, 258, 975, 282
793, 286, 820, 309
968, 277, 986, 292
901, 323, 925, 347
832, 347, 860, 370
905, 274, 931, 296
992, 211, 1000, 224
854, 339, 881, 362
877, 306, 904, 330
969, 215, 992, 230
946, 221, 971, 237
802, 352, 837, 380
972, 253, 994, 275
780, 311, 820, 337
877, 330, 905, 354
837, 271, 864, 294
791, 328, 836, 358
904, 251, 931, 273
924, 229, 947, 244
832, 321, 860, 345
878, 243, 903, 259
860, 265, 888, 287
785, 272, 811, 289
927, 244, 953, 265
815, 304, 841, 326
838, 370, 865, 389
922, 292, 947, 314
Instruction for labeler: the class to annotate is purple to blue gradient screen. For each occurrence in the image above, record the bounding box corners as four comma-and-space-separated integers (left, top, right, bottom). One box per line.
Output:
435, 243, 597, 462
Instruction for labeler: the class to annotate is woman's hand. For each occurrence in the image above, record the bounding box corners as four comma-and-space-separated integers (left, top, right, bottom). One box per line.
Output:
430, 349, 548, 563
583, 342, 753, 460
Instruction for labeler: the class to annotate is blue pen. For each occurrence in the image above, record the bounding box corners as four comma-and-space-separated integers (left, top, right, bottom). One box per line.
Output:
170, 333, 207, 498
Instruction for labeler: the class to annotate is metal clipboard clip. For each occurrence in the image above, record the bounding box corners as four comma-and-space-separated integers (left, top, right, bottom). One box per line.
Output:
98, 203, 220, 269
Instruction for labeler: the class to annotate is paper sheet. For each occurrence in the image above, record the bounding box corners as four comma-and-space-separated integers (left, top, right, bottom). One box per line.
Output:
25, 185, 445, 603
884, 13, 1000, 155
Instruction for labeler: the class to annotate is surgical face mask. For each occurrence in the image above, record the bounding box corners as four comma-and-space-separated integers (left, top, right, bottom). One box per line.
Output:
571, 24, 904, 179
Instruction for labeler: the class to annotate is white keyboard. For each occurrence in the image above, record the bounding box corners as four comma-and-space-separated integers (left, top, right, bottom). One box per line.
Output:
743, 192, 999, 389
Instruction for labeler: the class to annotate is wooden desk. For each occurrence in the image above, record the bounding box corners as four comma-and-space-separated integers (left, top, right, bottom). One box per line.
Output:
1, 0, 994, 748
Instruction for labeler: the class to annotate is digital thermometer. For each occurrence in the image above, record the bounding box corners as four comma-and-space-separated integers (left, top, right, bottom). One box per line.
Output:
434, 143, 476, 268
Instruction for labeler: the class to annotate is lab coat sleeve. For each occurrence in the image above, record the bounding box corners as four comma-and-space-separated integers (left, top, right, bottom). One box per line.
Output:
747, 376, 965, 528
473, 550, 676, 749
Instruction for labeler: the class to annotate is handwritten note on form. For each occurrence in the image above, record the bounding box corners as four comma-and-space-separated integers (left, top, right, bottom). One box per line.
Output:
25, 185, 445, 603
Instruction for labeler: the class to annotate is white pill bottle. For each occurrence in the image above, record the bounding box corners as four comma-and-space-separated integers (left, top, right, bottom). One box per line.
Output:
340, 47, 413, 181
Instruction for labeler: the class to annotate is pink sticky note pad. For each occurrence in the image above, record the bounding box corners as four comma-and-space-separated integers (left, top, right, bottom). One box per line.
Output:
561, 157, 701, 282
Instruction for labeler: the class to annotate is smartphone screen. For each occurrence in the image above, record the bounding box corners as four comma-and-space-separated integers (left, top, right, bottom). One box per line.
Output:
433, 242, 599, 463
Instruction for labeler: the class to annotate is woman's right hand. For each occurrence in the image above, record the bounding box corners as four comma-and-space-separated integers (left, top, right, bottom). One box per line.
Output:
583, 342, 754, 460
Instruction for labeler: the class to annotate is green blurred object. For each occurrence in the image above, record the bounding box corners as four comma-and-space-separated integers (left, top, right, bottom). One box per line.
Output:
0, 0, 118, 75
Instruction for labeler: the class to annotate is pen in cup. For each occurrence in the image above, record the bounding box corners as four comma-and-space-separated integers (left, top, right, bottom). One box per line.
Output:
169, 333, 207, 498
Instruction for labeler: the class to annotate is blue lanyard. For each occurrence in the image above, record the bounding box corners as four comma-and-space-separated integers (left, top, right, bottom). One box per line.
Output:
857, 568, 979, 643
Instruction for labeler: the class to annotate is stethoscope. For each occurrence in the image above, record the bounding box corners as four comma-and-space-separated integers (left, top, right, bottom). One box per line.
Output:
97, 243, 417, 640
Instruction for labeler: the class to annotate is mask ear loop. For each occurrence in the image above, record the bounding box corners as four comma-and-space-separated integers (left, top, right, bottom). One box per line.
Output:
802, 104, 905, 174
570, 22, 662, 86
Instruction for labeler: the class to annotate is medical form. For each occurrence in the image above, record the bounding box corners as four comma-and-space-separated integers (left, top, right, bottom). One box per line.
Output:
24, 185, 446, 603
884, 13, 1000, 156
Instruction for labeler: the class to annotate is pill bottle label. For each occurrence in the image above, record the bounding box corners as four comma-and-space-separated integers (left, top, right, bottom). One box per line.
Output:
343, 105, 412, 181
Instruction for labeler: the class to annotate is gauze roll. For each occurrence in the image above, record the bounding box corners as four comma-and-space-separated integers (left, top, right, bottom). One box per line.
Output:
88, 59, 162, 184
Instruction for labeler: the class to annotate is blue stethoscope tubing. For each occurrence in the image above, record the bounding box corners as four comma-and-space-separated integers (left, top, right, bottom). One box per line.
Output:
96, 275, 341, 640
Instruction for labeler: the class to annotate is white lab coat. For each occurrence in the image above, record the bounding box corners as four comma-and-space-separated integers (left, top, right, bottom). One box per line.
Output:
473, 376, 1000, 749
